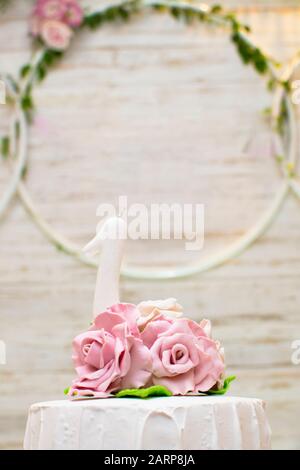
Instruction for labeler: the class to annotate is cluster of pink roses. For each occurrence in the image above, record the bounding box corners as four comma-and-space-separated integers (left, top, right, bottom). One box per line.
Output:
30, 0, 83, 51
69, 299, 225, 397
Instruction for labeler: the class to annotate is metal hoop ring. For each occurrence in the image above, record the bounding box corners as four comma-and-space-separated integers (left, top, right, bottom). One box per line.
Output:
0, 79, 28, 220
3, 1, 299, 279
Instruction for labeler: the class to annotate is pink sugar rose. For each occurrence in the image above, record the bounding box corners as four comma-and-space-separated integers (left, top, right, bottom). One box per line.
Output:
137, 298, 183, 331
35, 0, 67, 21
141, 315, 225, 395
40, 20, 73, 50
69, 303, 152, 397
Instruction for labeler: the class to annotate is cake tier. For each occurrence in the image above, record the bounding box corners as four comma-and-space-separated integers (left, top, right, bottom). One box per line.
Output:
24, 396, 271, 450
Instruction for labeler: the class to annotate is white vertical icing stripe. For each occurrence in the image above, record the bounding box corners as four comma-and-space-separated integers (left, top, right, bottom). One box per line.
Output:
237, 400, 260, 450
80, 407, 104, 450
142, 411, 181, 450
23, 397, 272, 450
255, 400, 272, 450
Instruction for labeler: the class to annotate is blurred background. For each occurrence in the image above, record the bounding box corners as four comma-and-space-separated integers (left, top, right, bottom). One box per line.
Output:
0, 0, 300, 449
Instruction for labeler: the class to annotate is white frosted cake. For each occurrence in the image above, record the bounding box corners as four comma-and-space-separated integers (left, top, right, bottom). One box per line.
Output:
24, 396, 271, 450
24, 217, 271, 450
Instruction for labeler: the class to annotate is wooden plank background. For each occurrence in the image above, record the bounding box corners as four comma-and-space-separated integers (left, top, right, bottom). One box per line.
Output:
0, 0, 300, 449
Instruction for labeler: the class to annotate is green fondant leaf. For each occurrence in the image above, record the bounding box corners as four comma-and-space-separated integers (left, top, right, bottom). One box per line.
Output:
115, 385, 172, 399
206, 375, 236, 395
64, 387, 70, 396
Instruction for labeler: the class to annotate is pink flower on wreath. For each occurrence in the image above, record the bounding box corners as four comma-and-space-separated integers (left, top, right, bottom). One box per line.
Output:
69, 303, 152, 398
40, 20, 73, 51
63, 0, 84, 27
141, 315, 225, 395
30, 0, 83, 50
34, 0, 68, 21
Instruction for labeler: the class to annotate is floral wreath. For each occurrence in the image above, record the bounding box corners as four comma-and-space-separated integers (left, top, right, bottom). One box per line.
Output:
0, 0, 299, 281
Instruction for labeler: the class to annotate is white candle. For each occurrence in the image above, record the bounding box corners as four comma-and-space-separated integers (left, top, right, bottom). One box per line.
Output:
83, 217, 126, 319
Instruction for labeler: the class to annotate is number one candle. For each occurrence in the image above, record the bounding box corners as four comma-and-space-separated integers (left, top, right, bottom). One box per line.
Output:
83, 217, 126, 319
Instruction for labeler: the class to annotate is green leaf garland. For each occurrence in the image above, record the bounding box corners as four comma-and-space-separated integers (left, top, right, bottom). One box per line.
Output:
1, 0, 285, 134
1, 136, 10, 158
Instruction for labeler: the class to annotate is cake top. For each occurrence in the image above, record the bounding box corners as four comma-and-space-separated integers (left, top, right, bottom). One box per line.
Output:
66, 217, 234, 399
